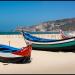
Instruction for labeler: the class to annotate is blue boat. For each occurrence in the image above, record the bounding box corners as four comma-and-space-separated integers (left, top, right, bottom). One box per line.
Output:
23, 32, 59, 42
0, 32, 32, 63
0, 44, 32, 63
22, 31, 75, 52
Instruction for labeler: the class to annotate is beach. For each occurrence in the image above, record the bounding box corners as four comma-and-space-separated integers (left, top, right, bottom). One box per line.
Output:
0, 1, 75, 74
0, 34, 75, 74
0, 50, 75, 74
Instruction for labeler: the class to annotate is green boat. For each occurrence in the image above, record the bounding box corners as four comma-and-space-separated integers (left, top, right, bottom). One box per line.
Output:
30, 38, 75, 52
22, 31, 75, 52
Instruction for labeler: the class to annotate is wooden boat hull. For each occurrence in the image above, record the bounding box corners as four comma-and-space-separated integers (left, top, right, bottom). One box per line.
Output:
0, 56, 30, 63
23, 32, 75, 52
0, 45, 32, 63
31, 38, 75, 52
32, 44, 75, 52
23, 32, 58, 42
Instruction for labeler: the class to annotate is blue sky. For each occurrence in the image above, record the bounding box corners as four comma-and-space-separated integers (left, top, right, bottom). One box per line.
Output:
0, 1, 75, 31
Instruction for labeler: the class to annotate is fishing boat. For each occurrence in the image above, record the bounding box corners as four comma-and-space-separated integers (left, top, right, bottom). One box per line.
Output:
0, 44, 32, 63
23, 32, 59, 42
22, 31, 75, 52
22, 30, 73, 42
0, 32, 32, 63
30, 38, 75, 52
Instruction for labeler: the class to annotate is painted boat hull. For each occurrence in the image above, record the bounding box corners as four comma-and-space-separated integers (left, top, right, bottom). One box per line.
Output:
23, 32, 75, 42
32, 44, 75, 52
31, 38, 75, 52
23, 32, 75, 52
23, 32, 58, 42
0, 45, 32, 63
0, 56, 30, 63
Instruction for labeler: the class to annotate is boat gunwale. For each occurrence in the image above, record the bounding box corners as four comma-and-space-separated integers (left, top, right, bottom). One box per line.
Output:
31, 39, 75, 48
25, 37, 75, 44
23, 32, 75, 42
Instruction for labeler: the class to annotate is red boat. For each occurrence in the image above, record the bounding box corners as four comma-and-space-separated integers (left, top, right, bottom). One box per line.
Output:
0, 32, 32, 63
0, 44, 32, 63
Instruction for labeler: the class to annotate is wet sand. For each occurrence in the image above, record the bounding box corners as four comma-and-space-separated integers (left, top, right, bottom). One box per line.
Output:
0, 50, 75, 74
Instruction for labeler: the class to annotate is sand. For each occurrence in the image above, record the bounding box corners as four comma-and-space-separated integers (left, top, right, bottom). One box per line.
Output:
0, 34, 75, 74
0, 50, 75, 74
32, 34, 62, 39
0, 34, 27, 48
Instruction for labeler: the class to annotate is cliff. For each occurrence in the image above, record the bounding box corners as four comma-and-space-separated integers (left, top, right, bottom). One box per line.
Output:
15, 18, 75, 32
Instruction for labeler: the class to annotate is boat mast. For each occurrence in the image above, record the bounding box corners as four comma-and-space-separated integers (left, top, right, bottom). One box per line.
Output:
9, 41, 10, 46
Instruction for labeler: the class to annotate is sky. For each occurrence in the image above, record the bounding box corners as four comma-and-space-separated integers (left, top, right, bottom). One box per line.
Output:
0, 1, 75, 31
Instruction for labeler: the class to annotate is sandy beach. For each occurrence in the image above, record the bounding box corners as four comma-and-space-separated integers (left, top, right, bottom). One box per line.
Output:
0, 50, 75, 74
0, 1, 75, 74
0, 34, 75, 74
